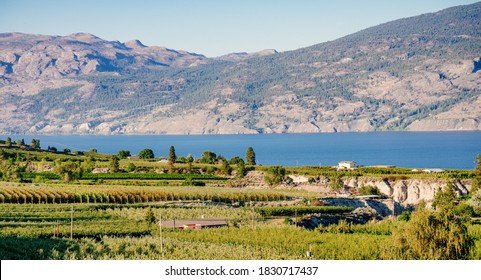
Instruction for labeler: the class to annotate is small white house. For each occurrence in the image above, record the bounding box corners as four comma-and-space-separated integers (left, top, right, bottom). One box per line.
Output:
338, 161, 358, 170
423, 168, 445, 173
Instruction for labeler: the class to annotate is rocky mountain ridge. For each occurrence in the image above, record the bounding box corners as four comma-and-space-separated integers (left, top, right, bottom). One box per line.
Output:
0, 2, 480, 134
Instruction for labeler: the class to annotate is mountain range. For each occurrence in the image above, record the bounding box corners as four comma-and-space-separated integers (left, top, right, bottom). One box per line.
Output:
0, 2, 480, 134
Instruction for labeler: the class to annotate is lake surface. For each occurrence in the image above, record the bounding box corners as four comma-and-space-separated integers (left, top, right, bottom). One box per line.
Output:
3, 132, 481, 169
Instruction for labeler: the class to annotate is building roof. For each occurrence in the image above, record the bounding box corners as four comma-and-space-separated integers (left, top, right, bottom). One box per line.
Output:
159, 218, 227, 229
339, 161, 357, 164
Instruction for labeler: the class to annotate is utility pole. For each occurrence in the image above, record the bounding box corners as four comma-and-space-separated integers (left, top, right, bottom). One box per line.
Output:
70, 205, 73, 240
391, 200, 396, 222
159, 214, 164, 258
295, 209, 298, 228
251, 208, 255, 230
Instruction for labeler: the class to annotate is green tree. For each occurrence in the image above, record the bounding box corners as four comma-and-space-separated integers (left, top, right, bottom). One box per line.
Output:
200, 151, 217, 164
236, 160, 246, 178
220, 160, 232, 175
229, 156, 244, 165
88, 148, 98, 155
168, 146, 177, 164
186, 161, 193, 174
31, 139, 40, 149
177, 156, 186, 163
110, 156, 119, 172
81, 156, 95, 173
246, 147, 256, 165
432, 183, 457, 211
127, 163, 136, 172
117, 150, 131, 159
144, 207, 156, 224
0, 159, 19, 181
54, 159, 80, 182
139, 148, 155, 159
264, 166, 286, 186
186, 154, 194, 163
471, 154, 481, 194
5, 137, 11, 147
63, 148, 71, 154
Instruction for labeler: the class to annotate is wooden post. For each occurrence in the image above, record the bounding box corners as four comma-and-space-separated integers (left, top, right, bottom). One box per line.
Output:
307, 244, 312, 258
70, 205, 73, 240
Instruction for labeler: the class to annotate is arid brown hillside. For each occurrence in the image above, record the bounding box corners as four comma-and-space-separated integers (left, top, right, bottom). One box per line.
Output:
0, 2, 480, 134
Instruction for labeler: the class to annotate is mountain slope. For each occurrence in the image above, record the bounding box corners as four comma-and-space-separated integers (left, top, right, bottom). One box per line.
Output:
0, 2, 480, 134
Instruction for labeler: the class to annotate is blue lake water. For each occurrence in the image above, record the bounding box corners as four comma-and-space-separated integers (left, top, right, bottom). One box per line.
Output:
3, 132, 481, 169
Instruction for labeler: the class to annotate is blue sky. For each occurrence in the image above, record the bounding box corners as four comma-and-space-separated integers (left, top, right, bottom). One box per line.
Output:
0, 0, 478, 57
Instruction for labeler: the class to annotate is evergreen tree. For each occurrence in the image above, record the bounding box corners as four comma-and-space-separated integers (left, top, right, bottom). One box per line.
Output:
110, 156, 120, 172
236, 160, 246, 178
168, 146, 177, 163
31, 139, 40, 149
246, 147, 256, 165
144, 207, 156, 224
432, 182, 457, 211
5, 137, 11, 147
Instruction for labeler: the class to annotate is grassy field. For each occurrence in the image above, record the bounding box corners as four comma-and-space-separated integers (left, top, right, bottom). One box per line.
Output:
1, 202, 480, 260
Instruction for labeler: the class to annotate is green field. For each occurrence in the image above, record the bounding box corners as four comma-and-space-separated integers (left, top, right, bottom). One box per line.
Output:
1, 203, 480, 260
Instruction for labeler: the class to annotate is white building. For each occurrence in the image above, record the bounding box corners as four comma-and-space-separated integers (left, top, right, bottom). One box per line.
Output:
338, 161, 358, 170
422, 168, 445, 173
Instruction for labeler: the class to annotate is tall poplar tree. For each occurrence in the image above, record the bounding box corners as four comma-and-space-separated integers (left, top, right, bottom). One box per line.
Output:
168, 146, 177, 164
246, 147, 256, 165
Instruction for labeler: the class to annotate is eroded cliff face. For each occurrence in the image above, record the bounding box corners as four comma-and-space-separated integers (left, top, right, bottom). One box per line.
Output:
281, 174, 471, 207
344, 177, 471, 207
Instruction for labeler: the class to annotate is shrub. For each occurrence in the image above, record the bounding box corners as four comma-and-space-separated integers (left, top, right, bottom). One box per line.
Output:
455, 203, 475, 218
397, 211, 412, 222
467, 190, 481, 216
310, 199, 323, 206
264, 166, 286, 186
384, 206, 474, 259
329, 175, 343, 191
144, 207, 156, 224
358, 185, 381, 196
283, 218, 294, 225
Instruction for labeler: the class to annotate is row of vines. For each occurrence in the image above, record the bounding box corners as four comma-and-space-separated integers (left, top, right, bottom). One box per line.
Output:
0, 185, 301, 204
